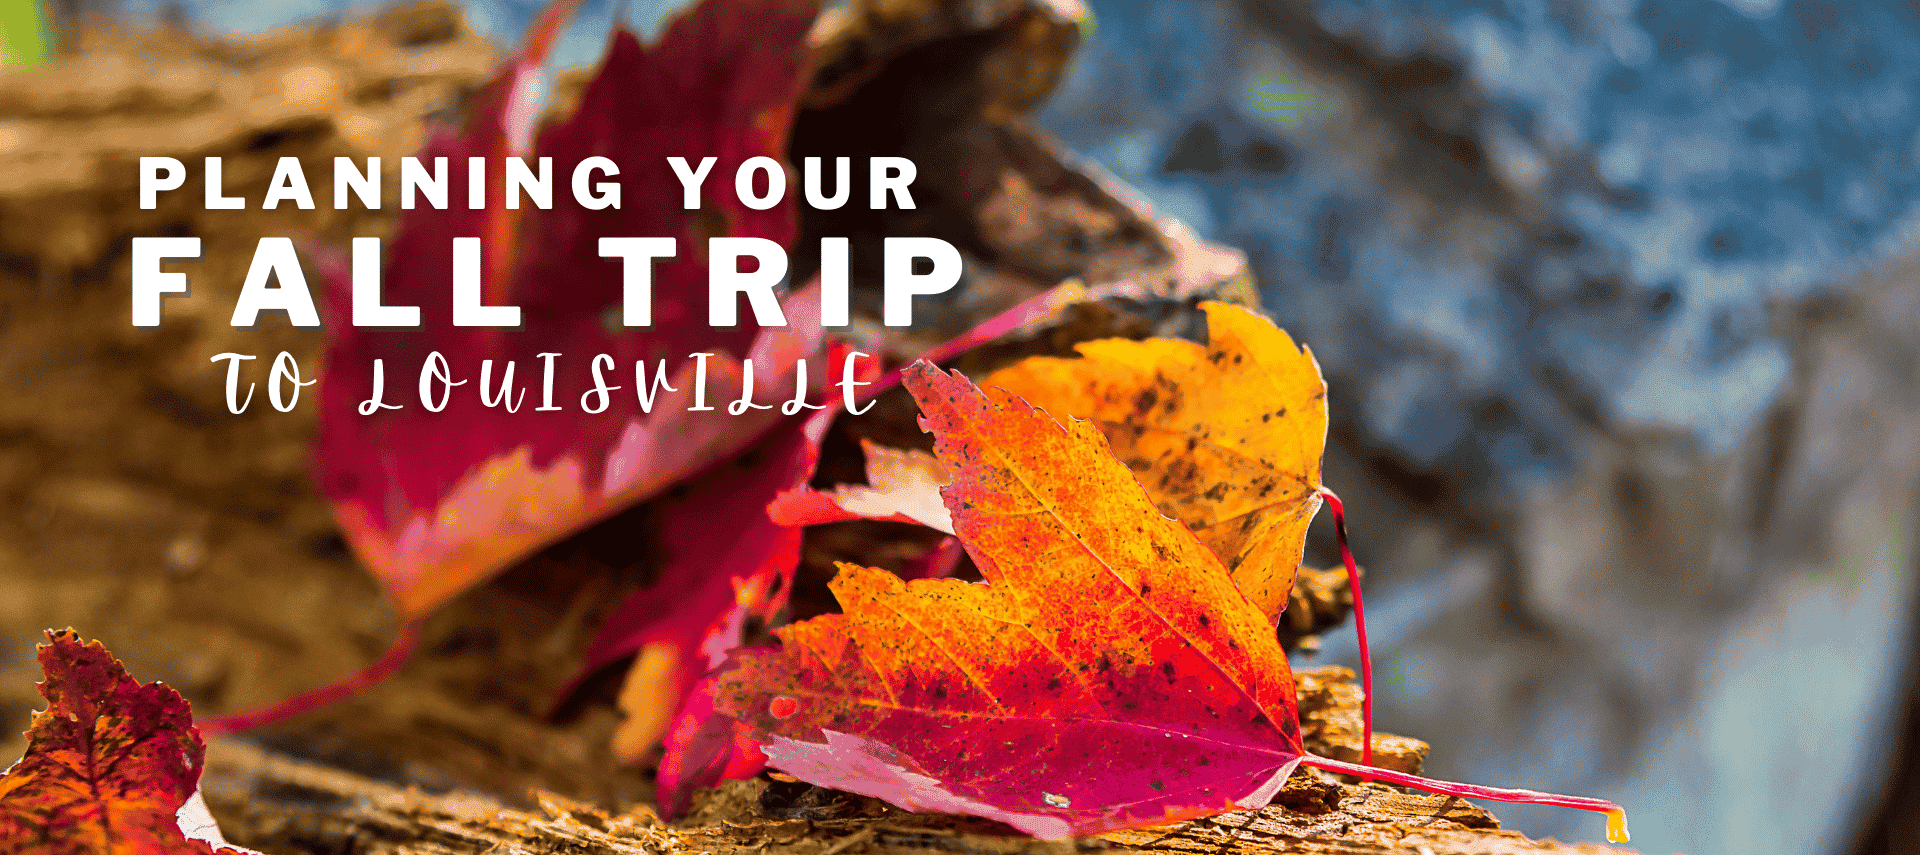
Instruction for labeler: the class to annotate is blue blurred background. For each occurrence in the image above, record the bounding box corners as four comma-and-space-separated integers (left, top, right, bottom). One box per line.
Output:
71, 0, 1920, 852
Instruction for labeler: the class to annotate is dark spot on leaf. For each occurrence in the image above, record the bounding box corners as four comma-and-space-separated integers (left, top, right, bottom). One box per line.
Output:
1135, 388, 1159, 417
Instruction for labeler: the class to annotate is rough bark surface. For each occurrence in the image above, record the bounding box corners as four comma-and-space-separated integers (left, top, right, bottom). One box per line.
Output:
201, 741, 1630, 855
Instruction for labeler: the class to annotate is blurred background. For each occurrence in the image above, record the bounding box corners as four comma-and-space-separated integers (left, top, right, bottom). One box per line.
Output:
5, 1, 1919, 854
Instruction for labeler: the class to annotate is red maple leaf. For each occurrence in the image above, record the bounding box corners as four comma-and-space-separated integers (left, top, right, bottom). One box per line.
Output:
314, 0, 828, 620
0, 630, 246, 855
717, 364, 1631, 842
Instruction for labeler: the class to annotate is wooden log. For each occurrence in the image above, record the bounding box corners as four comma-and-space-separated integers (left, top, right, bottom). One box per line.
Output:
201, 740, 1631, 855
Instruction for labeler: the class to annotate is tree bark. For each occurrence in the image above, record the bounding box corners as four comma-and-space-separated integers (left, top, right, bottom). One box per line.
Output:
201, 741, 1631, 855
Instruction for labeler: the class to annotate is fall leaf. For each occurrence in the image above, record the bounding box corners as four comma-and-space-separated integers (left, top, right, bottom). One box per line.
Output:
572, 407, 832, 811
986, 302, 1327, 623
720, 364, 1631, 843
547, 345, 880, 816
0, 630, 250, 855
982, 304, 1376, 768
315, 0, 828, 619
718, 363, 1308, 838
653, 673, 769, 819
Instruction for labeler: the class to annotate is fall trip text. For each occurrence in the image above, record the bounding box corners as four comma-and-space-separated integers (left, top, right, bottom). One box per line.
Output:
130, 155, 958, 330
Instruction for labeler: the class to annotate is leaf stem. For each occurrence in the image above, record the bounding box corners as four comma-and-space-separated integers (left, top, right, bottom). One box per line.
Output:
200, 620, 423, 736
1316, 487, 1372, 775
1298, 752, 1630, 844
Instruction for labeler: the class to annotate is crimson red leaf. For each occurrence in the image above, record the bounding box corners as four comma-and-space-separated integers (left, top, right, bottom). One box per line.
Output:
316, 0, 827, 618
572, 344, 881, 813
654, 673, 768, 819
0, 630, 240, 854
636, 412, 832, 816
576, 406, 834, 768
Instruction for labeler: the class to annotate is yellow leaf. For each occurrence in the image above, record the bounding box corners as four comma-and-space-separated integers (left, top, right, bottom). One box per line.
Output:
986, 302, 1327, 621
